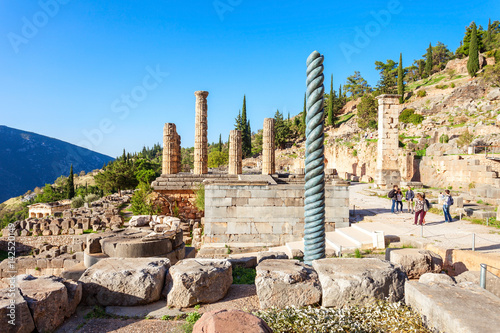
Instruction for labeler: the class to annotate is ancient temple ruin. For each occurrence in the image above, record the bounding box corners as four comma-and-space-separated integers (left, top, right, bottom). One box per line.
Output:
152, 90, 350, 247
375, 94, 402, 189
228, 130, 242, 175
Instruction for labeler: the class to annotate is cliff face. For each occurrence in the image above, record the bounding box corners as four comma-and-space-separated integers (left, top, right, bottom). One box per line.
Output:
0, 126, 114, 203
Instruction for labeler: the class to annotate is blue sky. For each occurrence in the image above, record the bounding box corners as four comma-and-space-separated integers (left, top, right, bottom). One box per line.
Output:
1, 0, 498, 157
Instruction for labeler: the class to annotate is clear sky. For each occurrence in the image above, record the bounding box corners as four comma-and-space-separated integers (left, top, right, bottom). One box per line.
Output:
1, 0, 498, 157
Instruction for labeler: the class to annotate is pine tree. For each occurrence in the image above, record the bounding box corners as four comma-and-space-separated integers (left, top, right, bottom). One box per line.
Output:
327, 74, 334, 126
67, 164, 75, 199
218, 134, 222, 152
301, 93, 307, 126
425, 43, 433, 77
467, 22, 480, 77
397, 53, 404, 104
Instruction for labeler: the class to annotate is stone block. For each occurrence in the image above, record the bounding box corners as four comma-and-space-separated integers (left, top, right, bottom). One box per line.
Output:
312, 258, 406, 307
193, 309, 272, 333
80, 257, 170, 306
164, 259, 232, 307
386, 248, 442, 279
405, 280, 500, 333
257, 251, 288, 264
255, 259, 321, 309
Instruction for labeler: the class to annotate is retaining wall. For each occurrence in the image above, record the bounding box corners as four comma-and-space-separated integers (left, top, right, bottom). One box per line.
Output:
204, 181, 350, 245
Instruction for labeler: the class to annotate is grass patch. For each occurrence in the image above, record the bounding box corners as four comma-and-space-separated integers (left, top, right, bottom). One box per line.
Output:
335, 113, 355, 126
232, 266, 256, 285
83, 229, 97, 234
182, 311, 202, 333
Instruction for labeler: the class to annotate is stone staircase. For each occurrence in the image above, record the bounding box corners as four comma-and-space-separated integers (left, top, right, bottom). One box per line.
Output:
270, 223, 387, 257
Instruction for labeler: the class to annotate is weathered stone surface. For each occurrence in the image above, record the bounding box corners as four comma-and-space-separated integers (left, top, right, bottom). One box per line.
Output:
129, 215, 150, 227
0, 287, 35, 333
257, 251, 288, 264
419, 272, 456, 285
229, 256, 257, 269
86, 235, 102, 254
62, 279, 83, 317
79, 258, 170, 306
164, 259, 232, 308
405, 280, 500, 333
193, 309, 273, 333
386, 248, 442, 279
256, 259, 322, 309
455, 270, 500, 298
312, 258, 406, 307
17, 275, 68, 332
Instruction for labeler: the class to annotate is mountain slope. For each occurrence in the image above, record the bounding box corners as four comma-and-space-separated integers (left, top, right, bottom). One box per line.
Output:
0, 125, 114, 203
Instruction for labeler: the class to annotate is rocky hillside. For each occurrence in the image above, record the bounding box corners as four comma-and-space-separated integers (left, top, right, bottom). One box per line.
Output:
0, 126, 114, 203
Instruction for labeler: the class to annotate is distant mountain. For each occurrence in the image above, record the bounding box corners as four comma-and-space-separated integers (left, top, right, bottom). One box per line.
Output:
0, 125, 114, 203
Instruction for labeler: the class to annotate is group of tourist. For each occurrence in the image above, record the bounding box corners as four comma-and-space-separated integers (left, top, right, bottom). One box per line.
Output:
388, 185, 454, 225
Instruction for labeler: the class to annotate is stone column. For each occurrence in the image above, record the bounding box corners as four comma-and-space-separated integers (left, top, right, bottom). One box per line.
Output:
262, 118, 275, 175
194, 91, 209, 174
162, 123, 180, 174
375, 94, 401, 188
228, 130, 242, 175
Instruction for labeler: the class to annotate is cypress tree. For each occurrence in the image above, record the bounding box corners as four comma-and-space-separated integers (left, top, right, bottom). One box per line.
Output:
218, 134, 222, 152
487, 18, 492, 47
67, 164, 75, 199
240, 95, 251, 158
287, 112, 290, 121
301, 93, 306, 126
327, 74, 334, 126
425, 43, 433, 77
467, 22, 480, 77
397, 53, 404, 104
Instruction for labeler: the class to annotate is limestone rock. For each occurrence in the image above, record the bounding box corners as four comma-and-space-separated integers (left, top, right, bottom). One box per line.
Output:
79, 257, 170, 306
312, 258, 406, 307
487, 88, 500, 101
129, 215, 150, 227
255, 259, 322, 309
0, 288, 35, 333
257, 251, 288, 264
193, 309, 273, 333
17, 276, 69, 332
62, 279, 83, 317
164, 259, 232, 308
419, 273, 456, 285
386, 248, 442, 279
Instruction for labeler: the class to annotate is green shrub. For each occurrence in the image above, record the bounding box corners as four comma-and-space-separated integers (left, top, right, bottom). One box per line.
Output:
232, 266, 257, 284
352, 149, 358, 157
130, 183, 160, 215
439, 134, 449, 143
417, 90, 427, 97
408, 114, 424, 125
469, 182, 476, 189
457, 130, 474, 147
84, 193, 99, 203
71, 196, 84, 208
436, 84, 449, 89
195, 184, 205, 212
451, 82, 456, 88
182, 311, 202, 333
399, 108, 415, 123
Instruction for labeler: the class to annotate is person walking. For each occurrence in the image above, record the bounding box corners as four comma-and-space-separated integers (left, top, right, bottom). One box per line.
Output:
443, 189, 454, 222
396, 189, 403, 213
388, 185, 399, 214
414, 193, 425, 225
421, 193, 430, 224
405, 185, 415, 214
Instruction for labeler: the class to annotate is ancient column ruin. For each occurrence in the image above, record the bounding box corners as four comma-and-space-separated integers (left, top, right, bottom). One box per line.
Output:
262, 118, 275, 175
194, 91, 209, 174
375, 94, 402, 188
162, 123, 181, 175
228, 130, 242, 175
